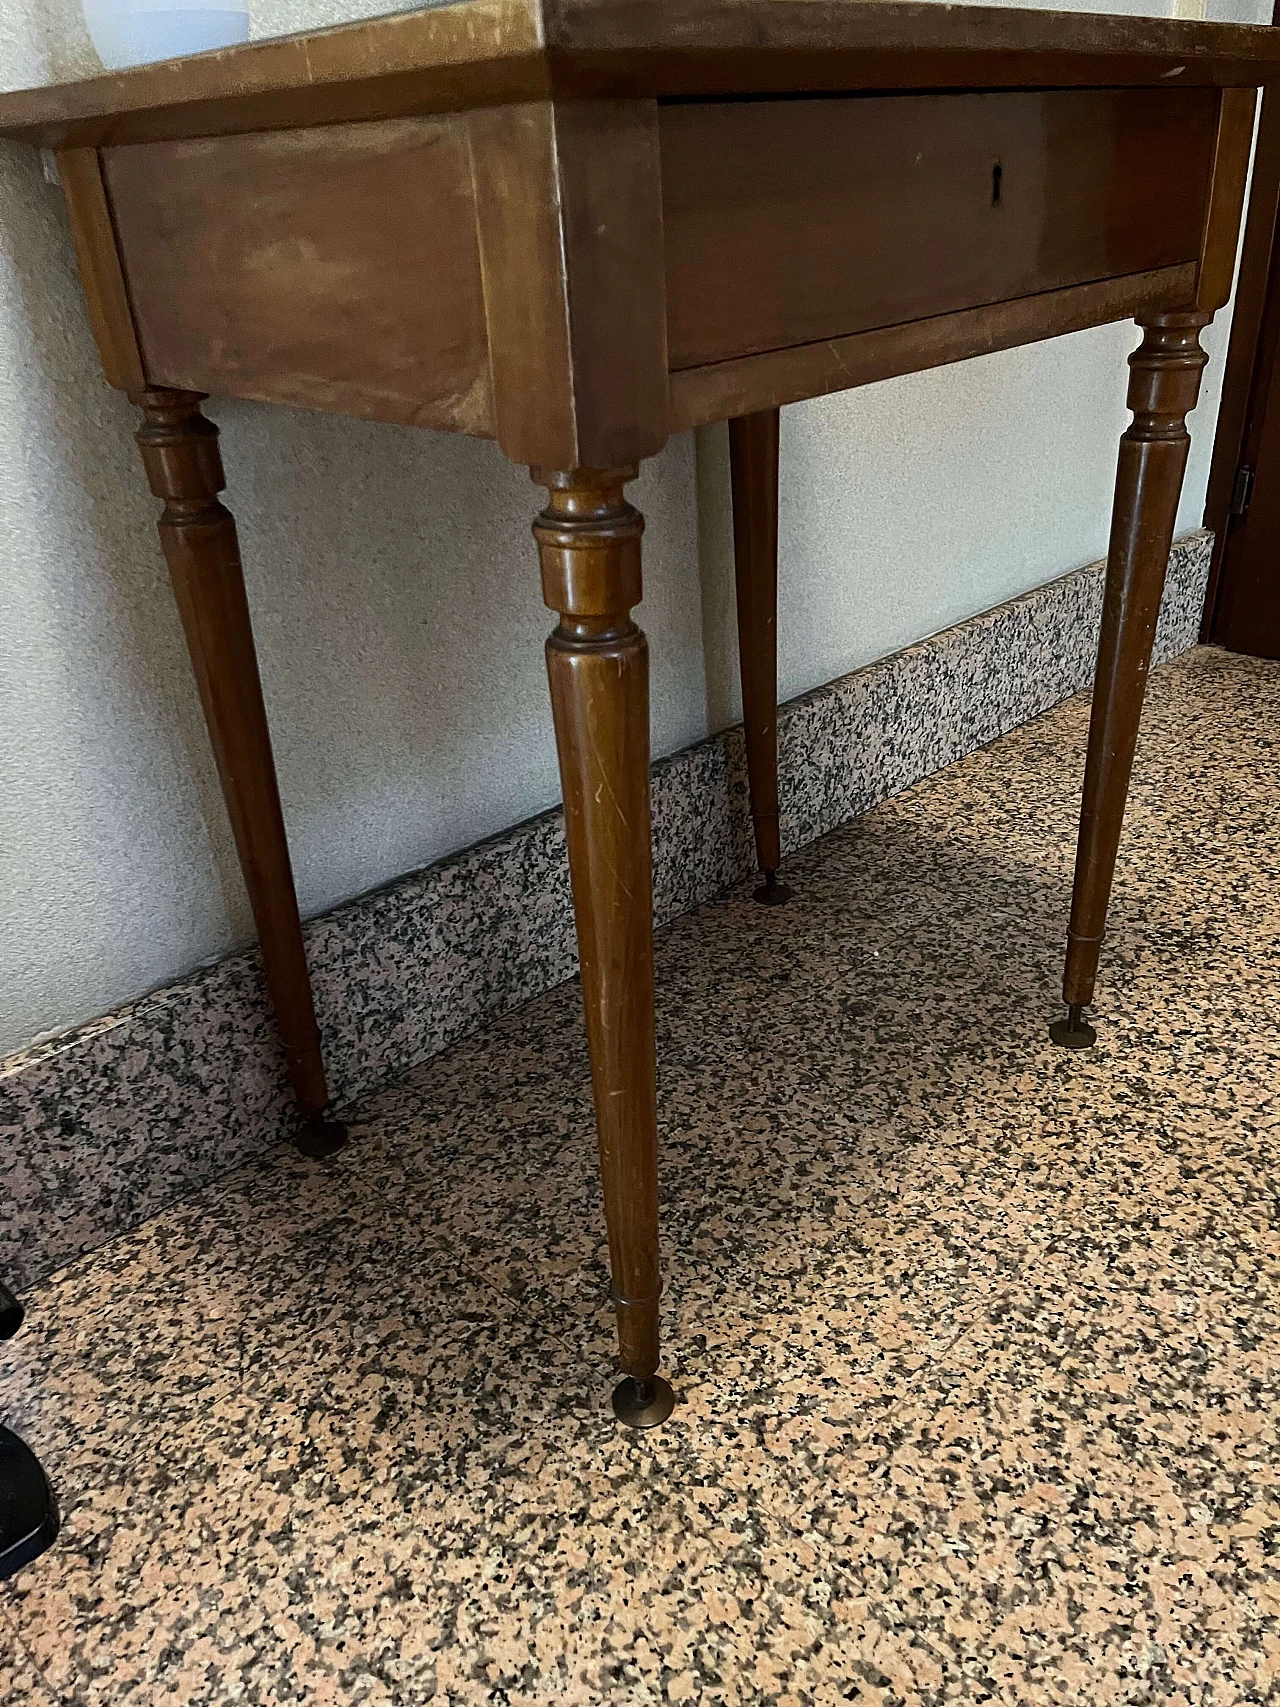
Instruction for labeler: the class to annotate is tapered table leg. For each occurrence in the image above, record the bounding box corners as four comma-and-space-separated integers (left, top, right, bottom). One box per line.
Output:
533, 466, 672, 1428
1052, 311, 1210, 1049
729, 409, 791, 906
133, 388, 346, 1157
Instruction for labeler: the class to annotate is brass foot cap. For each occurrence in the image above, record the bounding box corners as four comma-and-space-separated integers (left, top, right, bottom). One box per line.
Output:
1049, 1012, 1097, 1050
296, 1117, 349, 1160
753, 872, 793, 907
612, 1375, 675, 1429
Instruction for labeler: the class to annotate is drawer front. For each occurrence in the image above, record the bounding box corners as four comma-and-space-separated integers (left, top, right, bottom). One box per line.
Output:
661, 90, 1219, 371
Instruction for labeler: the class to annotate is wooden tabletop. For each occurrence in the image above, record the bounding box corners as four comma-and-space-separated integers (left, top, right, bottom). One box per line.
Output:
1, 0, 1280, 149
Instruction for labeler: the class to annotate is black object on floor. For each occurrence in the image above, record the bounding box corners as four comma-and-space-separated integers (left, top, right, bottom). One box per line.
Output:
296, 1114, 349, 1159
0, 1280, 22, 1341
0, 1425, 59, 1581
0, 1278, 60, 1579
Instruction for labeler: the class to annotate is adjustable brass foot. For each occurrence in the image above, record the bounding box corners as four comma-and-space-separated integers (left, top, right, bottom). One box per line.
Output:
612, 1374, 675, 1428
753, 870, 793, 907
1049, 1003, 1097, 1050
296, 1114, 349, 1159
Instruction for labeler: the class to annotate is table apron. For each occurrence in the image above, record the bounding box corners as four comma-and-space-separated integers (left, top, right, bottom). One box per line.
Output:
76, 86, 1231, 446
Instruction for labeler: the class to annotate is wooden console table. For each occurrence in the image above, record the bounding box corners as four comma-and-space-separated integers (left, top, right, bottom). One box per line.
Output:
2, 0, 1275, 1425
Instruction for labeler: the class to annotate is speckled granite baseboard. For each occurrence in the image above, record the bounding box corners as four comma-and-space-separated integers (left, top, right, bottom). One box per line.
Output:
0, 529, 1213, 1291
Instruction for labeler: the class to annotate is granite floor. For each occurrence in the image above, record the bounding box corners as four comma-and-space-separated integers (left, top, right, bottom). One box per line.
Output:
3, 643, 1279, 1706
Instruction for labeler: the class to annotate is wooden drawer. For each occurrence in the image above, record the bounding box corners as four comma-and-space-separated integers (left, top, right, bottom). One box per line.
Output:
661, 90, 1220, 371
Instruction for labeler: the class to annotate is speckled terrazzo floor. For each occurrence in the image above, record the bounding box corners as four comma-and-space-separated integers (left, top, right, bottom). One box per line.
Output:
3, 643, 1280, 1706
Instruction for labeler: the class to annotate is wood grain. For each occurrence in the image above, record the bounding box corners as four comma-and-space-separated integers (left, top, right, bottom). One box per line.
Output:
2, 0, 1280, 149
1210, 331, 1280, 656
1063, 313, 1211, 1010
0, 0, 547, 149
1203, 81, 1280, 629
104, 119, 491, 432
133, 389, 334, 1123
662, 91, 1218, 371
56, 147, 147, 393
469, 100, 667, 468
545, 0, 1280, 98
1196, 87, 1259, 313
729, 409, 783, 882
669, 266, 1198, 431
534, 468, 661, 1382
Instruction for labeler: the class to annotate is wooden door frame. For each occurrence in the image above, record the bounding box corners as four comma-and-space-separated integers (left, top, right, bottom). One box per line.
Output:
1202, 0, 1280, 639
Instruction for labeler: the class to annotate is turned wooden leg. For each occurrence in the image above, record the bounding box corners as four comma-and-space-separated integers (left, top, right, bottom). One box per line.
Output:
133, 388, 346, 1156
729, 408, 792, 906
1052, 312, 1210, 1049
533, 466, 671, 1428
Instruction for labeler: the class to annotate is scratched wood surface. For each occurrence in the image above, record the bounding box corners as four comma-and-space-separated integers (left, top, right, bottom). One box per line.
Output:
667, 267, 1200, 429
105, 118, 492, 432
1, 0, 1279, 148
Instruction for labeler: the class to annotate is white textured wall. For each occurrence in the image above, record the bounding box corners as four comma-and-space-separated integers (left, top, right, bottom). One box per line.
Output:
0, 0, 1267, 1056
